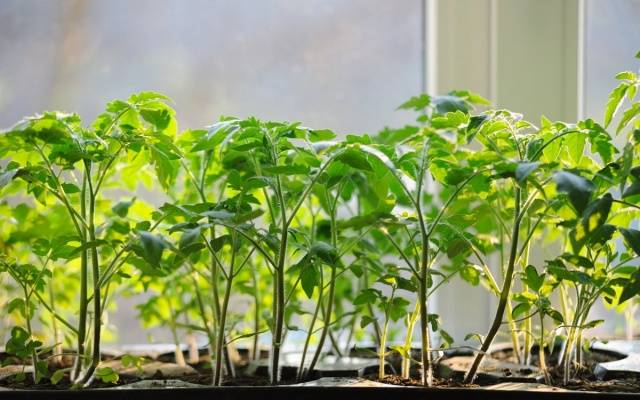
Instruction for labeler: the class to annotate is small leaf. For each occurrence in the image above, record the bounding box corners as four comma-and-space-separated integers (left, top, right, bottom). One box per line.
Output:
604, 82, 629, 128
360, 315, 377, 329
617, 103, 640, 134
397, 94, 430, 110
354, 288, 381, 305
512, 302, 531, 319
300, 261, 319, 299
50, 369, 65, 385
620, 228, 640, 257
545, 308, 564, 324
464, 333, 484, 344
582, 319, 604, 329
523, 265, 544, 292
95, 367, 119, 384
112, 198, 136, 218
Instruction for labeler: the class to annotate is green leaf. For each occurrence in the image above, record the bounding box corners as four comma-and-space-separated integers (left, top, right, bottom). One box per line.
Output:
300, 262, 319, 299
617, 103, 640, 134
389, 344, 411, 359
464, 333, 484, 344
515, 162, 540, 183
545, 308, 564, 324
582, 319, 604, 329
138, 231, 167, 267
95, 367, 119, 384
512, 302, 531, 319
179, 227, 202, 250
439, 329, 454, 348
112, 198, 136, 218
619, 269, 640, 303
523, 265, 544, 292
61, 183, 80, 194
360, 315, 377, 329
140, 107, 172, 130
309, 242, 339, 265
50, 369, 65, 385
604, 82, 629, 128
0, 169, 18, 190
398, 94, 430, 111
573, 194, 612, 249
615, 71, 636, 81
5, 326, 41, 360
620, 228, 640, 257
560, 253, 594, 269
623, 181, 640, 198
336, 149, 373, 171
354, 288, 381, 305
554, 171, 595, 215
434, 95, 470, 115
389, 297, 411, 321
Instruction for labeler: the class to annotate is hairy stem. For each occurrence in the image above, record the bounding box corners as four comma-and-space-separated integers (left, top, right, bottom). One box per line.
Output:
464, 187, 522, 384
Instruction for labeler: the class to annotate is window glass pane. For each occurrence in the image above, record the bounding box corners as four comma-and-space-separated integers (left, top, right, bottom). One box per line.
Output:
584, 0, 640, 121
0, 0, 423, 135
584, 0, 640, 337
0, 0, 425, 344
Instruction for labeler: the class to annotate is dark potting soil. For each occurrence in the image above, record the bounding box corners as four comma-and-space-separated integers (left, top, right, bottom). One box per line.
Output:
375, 375, 479, 389
490, 346, 640, 393
2, 348, 639, 393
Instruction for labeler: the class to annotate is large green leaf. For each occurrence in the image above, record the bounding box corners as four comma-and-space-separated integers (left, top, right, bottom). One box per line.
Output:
554, 171, 595, 215
336, 149, 373, 171
138, 231, 168, 267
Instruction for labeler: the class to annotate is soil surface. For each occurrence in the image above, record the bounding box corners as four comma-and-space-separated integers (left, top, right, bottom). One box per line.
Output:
375, 375, 479, 389
1, 347, 639, 393
490, 346, 640, 393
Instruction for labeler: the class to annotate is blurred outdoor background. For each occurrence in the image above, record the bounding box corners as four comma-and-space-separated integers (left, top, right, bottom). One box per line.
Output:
1, 0, 639, 344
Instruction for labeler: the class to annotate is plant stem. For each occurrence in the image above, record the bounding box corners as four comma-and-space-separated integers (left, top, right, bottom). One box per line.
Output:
402, 302, 420, 379
539, 311, 551, 385
305, 196, 340, 378
270, 175, 288, 385
213, 244, 235, 386
306, 264, 336, 378
379, 311, 390, 381
207, 226, 222, 382
80, 163, 102, 384
297, 270, 324, 381
22, 287, 39, 383
252, 265, 261, 361
73, 172, 88, 381
48, 277, 63, 366
363, 267, 382, 347
166, 294, 186, 367
506, 301, 523, 364
464, 187, 522, 384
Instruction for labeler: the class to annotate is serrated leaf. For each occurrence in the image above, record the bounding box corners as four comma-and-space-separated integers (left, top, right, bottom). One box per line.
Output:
604, 82, 629, 128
